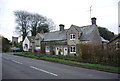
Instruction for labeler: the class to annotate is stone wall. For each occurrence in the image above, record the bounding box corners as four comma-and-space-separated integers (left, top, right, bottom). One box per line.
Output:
41, 40, 67, 55
66, 25, 80, 46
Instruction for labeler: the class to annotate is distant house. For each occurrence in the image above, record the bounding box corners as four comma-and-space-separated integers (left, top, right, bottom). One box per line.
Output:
108, 34, 120, 50
22, 36, 35, 51
12, 36, 18, 47
35, 17, 103, 56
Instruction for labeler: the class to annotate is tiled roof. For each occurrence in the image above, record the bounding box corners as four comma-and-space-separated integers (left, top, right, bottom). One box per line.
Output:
37, 30, 67, 41
109, 34, 120, 43
37, 24, 101, 42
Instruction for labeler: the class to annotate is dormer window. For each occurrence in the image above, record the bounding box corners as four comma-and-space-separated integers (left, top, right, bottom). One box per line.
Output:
70, 34, 75, 40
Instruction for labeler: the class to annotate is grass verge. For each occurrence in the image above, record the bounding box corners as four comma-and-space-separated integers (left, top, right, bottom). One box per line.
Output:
14, 53, 120, 73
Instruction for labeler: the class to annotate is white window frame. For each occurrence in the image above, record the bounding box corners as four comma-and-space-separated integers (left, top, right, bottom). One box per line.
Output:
70, 46, 76, 53
70, 34, 75, 40
46, 46, 50, 52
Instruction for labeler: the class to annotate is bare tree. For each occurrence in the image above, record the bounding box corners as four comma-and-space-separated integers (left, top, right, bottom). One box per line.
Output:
29, 13, 47, 36
45, 18, 56, 31
30, 14, 56, 36
14, 10, 31, 41
14, 10, 56, 40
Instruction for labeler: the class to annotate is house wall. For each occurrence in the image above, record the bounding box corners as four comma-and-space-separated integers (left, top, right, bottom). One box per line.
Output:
66, 26, 82, 55
90, 26, 102, 45
66, 26, 80, 46
22, 37, 31, 51
12, 36, 18, 46
54, 45, 68, 55
35, 34, 42, 50
41, 40, 68, 55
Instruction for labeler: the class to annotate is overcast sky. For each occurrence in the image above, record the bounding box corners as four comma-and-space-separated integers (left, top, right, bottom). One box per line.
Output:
0, 0, 119, 41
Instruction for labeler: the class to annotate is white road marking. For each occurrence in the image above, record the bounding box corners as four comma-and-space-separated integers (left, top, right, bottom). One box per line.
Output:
30, 66, 58, 76
12, 60, 23, 64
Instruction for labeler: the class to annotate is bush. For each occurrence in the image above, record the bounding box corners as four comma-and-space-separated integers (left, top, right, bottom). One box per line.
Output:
76, 43, 119, 66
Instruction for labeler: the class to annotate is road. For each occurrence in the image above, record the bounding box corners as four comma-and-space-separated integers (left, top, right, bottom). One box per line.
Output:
2, 53, 119, 79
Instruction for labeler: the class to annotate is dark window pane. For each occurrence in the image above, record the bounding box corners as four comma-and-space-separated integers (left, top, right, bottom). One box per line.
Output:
73, 35, 75, 39
70, 47, 72, 52
73, 47, 75, 52
70, 34, 72, 39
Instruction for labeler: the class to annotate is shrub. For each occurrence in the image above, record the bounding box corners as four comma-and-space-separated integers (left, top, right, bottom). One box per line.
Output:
76, 43, 119, 66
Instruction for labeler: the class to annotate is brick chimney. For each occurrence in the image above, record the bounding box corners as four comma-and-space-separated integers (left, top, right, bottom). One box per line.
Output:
91, 17, 97, 25
59, 24, 64, 31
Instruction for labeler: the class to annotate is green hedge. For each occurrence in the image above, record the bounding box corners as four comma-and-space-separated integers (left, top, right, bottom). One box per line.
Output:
76, 43, 120, 66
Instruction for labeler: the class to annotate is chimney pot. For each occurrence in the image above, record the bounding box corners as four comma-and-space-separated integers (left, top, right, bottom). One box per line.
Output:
59, 24, 64, 31
91, 17, 97, 25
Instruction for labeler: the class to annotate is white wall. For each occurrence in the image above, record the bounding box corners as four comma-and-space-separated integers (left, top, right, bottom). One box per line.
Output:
22, 37, 30, 51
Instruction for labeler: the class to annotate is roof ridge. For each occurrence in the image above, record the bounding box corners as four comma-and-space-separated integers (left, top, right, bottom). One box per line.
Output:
42, 29, 68, 34
71, 24, 92, 28
79, 25, 92, 28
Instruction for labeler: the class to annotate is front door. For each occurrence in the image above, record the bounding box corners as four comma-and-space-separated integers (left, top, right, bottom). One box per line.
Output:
64, 47, 68, 55
24, 44, 28, 51
56, 47, 59, 55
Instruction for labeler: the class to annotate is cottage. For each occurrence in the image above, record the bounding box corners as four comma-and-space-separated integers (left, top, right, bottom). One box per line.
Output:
35, 17, 103, 56
22, 36, 35, 51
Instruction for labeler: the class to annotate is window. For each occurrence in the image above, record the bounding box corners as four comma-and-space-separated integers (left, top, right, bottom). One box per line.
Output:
46, 46, 50, 52
70, 34, 75, 40
25, 44, 28, 48
70, 46, 76, 53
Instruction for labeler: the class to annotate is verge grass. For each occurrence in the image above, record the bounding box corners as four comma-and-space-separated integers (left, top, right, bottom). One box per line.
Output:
14, 52, 120, 72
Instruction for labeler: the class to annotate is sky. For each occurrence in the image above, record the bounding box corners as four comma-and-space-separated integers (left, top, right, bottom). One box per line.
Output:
0, 0, 119, 41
